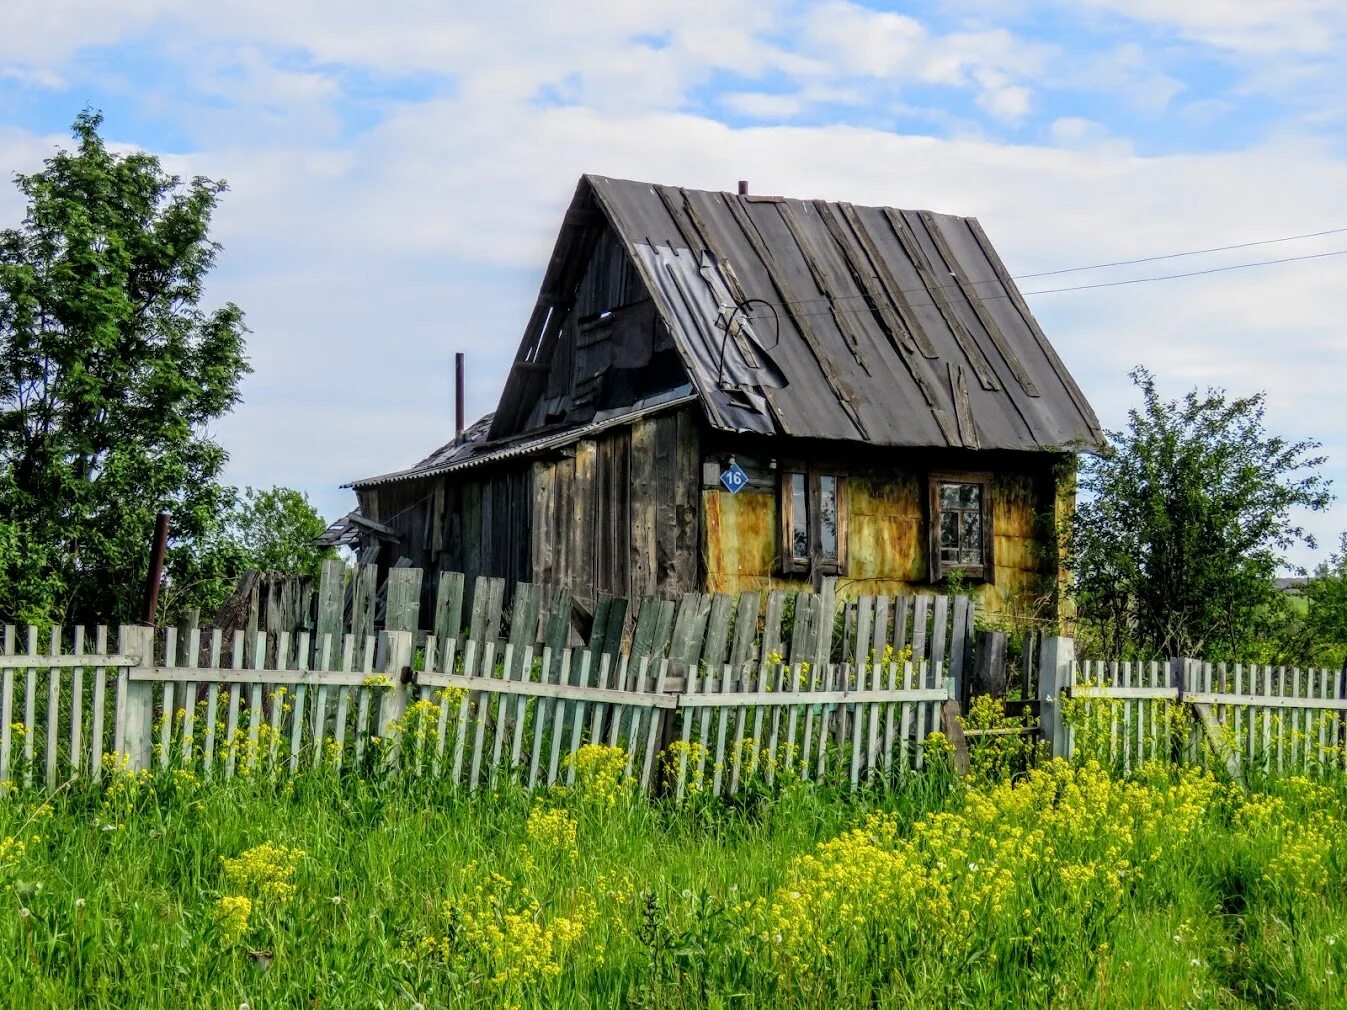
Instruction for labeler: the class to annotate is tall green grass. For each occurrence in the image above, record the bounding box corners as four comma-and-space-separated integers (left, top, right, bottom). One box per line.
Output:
0, 750, 1343, 1009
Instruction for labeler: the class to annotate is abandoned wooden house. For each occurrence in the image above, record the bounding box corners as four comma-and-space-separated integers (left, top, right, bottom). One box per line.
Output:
331, 175, 1103, 622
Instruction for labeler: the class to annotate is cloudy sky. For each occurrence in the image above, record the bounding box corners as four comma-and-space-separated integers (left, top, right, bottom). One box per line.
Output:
3, 1, 1345, 568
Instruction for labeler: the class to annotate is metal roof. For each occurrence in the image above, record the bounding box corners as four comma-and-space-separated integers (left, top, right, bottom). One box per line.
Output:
494, 175, 1103, 452
346, 389, 698, 489
350, 175, 1103, 492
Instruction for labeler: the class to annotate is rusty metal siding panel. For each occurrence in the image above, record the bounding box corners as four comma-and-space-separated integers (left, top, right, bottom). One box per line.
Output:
700, 449, 1062, 616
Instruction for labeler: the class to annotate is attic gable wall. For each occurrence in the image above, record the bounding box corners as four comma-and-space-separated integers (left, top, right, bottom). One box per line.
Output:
490, 211, 689, 441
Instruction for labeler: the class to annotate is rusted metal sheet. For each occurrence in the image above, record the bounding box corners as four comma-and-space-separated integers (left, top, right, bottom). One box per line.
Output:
701, 461, 1061, 616
702, 488, 776, 584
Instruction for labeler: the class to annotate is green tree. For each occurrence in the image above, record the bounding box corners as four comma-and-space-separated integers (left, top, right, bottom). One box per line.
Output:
1300, 535, 1347, 668
0, 110, 249, 623
163, 486, 334, 622
1069, 367, 1331, 660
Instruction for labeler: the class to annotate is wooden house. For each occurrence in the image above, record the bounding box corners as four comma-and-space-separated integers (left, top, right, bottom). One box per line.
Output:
336, 175, 1103, 623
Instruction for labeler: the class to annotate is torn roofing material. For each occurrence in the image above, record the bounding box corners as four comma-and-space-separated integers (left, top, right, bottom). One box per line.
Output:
490, 175, 1103, 454
346, 388, 698, 489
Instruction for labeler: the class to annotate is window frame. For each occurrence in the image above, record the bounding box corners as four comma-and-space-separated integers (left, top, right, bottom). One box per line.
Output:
779, 467, 848, 576
927, 471, 993, 583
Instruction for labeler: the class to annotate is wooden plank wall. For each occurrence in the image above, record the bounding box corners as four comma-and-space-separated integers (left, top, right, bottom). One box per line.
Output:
532, 407, 699, 614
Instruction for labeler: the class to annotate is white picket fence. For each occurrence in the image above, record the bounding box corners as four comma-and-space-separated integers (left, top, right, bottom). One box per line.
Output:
0, 623, 953, 797
1037, 638, 1347, 776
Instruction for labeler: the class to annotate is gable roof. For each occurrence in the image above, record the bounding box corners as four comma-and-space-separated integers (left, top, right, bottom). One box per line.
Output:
490, 174, 1102, 453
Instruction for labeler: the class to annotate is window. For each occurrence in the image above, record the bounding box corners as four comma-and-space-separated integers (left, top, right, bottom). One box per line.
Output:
780, 469, 848, 575
928, 473, 992, 581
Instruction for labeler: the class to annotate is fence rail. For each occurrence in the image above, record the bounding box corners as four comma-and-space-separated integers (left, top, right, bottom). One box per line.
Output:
1038, 640, 1347, 778
0, 590, 958, 797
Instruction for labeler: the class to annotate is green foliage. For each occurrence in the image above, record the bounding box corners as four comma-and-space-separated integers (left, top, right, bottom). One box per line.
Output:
2, 760, 1345, 1007
1300, 535, 1347, 668
165, 485, 334, 621
1070, 367, 1330, 660
0, 111, 249, 624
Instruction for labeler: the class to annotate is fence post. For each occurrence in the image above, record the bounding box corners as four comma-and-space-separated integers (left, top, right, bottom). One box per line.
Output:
1038, 635, 1074, 760
941, 675, 970, 775
118, 625, 157, 771
376, 629, 414, 741
971, 630, 1009, 700
1169, 658, 1188, 764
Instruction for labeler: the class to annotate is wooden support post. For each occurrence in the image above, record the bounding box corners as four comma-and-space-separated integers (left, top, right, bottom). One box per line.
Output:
1169, 658, 1188, 765
1339, 659, 1347, 755
119, 625, 157, 771
1038, 635, 1074, 760
377, 629, 414, 736
376, 629, 415, 771
940, 675, 970, 775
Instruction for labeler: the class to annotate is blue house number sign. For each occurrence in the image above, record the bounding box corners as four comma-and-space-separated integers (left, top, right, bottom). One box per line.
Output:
720, 462, 749, 494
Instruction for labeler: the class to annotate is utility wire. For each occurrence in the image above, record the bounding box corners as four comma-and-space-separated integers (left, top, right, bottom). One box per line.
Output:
730, 231, 1347, 313
1015, 226, 1347, 279
741, 246, 1347, 324
1022, 247, 1347, 295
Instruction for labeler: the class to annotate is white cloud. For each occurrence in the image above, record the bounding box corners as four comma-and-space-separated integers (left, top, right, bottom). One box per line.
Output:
721, 91, 808, 120
1071, 0, 1347, 56
2, 1, 1346, 568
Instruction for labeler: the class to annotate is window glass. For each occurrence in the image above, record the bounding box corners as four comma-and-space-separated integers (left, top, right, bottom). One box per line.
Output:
937, 480, 985, 569
961, 510, 982, 563
940, 511, 958, 549
819, 475, 837, 556
789, 472, 808, 560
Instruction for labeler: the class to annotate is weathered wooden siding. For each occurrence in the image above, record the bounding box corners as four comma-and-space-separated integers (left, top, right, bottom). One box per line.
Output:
521, 224, 686, 433
357, 467, 533, 598
531, 407, 700, 611
701, 447, 1065, 617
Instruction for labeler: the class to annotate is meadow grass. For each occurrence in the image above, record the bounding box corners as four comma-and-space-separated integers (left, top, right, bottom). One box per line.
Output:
1, 744, 1344, 1009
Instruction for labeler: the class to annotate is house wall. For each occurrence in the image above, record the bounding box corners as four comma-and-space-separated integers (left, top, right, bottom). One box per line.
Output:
699, 441, 1068, 621
518, 224, 686, 433
531, 407, 700, 611
355, 465, 533, 595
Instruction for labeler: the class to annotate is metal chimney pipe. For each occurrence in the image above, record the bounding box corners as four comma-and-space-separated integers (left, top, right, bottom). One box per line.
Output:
141, 510, 171, 626
455, 352, 465, 439
737, 180, 748, 196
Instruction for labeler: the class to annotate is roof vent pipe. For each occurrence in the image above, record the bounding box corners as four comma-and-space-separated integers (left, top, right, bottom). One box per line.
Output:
455, 351, 465, 440
737, 180, 748, 196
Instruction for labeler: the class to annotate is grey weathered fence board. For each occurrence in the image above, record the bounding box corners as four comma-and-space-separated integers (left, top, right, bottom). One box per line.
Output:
434, 572, 466, 649
0, 576, 986, 798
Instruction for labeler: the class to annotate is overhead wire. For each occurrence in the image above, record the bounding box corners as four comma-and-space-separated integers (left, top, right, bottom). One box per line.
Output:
724, 229, 1347, 313
1015, 225, 1347, 279
735, 246, 1347, 324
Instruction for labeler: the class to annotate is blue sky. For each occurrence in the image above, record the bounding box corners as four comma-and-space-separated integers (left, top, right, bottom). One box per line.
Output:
2, 0, 1346, 568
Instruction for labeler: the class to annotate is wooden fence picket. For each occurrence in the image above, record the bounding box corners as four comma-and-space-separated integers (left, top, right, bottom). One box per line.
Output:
0, 575, 1219, 803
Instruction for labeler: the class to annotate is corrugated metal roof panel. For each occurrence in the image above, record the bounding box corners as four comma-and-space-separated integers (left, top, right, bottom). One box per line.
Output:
585, 175, 1103, 453
346, 389, 698, 488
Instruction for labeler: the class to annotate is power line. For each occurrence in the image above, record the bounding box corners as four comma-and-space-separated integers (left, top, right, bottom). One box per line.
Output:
732, 228, 1347, 314
744, 246, 1347, 324
1015, 226, 1347, 279
1021, 247, 1347, 295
